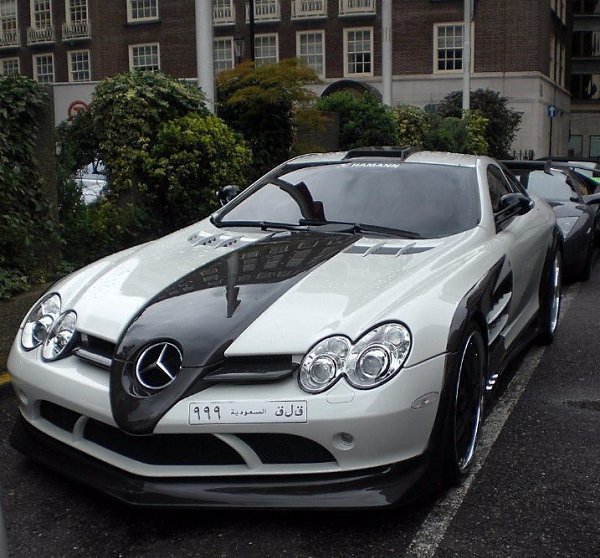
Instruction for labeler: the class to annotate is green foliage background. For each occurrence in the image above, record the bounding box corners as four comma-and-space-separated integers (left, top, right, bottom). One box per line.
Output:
0, 75, 55, 298
315, 92, 398, 149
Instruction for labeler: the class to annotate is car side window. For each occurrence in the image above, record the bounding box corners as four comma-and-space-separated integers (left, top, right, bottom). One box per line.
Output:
487, 165, 514, 212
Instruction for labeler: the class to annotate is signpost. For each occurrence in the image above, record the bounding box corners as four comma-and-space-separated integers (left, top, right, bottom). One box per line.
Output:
548, 104, 557, 157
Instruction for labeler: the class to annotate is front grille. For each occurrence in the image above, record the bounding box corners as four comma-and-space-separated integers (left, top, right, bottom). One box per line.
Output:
73, 333, 116, 369
237, 433, 335, 464
38, 401, 337, 467
84, 419, 245, 465
40, 400, 80, 432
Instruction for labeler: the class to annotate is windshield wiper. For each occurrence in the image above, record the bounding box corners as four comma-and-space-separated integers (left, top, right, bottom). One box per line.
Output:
213, 219, 308, 232
299, 219, 422, 239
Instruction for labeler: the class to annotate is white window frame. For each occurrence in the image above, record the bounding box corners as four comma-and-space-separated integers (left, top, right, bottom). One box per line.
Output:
343, 26, 373, 77
30, 0, 52, 28
68, 49, 90, 82
129, 42, 160, 71
0, 0, 18, 33
33, 52, 54, 83
296, 30, 325, 78
433, 22, 474, 74
65, 0, 88, 23
126, 0, 159, 23
214, 36, 234, 72
0, 57, 20, 74
254, 33, 279, 66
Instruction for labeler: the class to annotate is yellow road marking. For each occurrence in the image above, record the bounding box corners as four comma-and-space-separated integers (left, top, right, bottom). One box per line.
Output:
0, 373, 10, 386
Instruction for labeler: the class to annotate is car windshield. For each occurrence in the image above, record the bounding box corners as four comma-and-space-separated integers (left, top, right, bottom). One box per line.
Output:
217, 162, 480, 238
515, 170, 578, 202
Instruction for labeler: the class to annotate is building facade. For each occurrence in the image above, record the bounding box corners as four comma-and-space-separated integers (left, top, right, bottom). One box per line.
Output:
0, 0, 572, 157
570, 0, 600, 157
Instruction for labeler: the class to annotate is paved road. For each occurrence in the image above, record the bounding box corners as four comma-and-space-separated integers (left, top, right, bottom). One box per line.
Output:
1, 265, 599, 557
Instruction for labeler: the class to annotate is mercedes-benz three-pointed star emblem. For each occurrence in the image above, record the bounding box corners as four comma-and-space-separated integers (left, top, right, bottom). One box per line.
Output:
135, 342, 183, 390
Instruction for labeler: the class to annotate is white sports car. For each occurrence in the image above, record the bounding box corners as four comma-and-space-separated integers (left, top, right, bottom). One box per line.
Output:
8, 148, 561, 508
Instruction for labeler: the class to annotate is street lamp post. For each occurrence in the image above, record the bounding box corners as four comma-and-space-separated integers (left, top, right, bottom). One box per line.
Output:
249, 0, 255, 61
234, 33, 245, 64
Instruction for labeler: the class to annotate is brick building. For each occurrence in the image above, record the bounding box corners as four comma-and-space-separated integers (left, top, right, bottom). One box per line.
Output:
569, 0, 600, 157
0, 0, 572, 157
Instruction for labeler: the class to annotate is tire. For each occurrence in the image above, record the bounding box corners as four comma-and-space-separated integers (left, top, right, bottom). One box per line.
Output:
537, 248, 562, 345
442, 326, 487, 485
577, 239, 594, 282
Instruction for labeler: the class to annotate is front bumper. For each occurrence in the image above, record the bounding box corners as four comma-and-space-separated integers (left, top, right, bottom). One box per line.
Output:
11, 414, 436, 508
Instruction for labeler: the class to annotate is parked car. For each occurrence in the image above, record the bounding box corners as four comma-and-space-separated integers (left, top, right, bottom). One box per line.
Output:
537, 156, 600, 185
503, 160, 600, 281
9, 149, 561, 509
73, 160, 107, 204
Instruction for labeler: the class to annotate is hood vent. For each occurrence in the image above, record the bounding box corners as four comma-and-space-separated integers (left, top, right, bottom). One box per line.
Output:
344, 243, 434, 256
187, 231, 247, 248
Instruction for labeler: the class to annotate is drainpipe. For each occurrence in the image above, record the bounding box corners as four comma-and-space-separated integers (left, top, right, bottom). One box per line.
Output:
196, 0, 215, 113
382, 0, 392, 106
462, 0, 471, 113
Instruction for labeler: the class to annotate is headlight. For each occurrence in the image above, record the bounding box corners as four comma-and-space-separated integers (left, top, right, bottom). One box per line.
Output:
21, 293, 61, 350
299, 323, 411, 393
556, 217, 579, 238
42, 311, 78, 361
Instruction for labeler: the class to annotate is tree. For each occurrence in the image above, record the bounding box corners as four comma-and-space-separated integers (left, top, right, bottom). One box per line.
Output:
315, 92, 397, 149
217, 59, 321, 179
56, 72, 251, 268
437, 89, 521, 159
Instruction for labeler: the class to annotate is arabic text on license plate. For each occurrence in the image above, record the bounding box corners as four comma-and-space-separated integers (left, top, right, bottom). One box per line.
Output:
188, 401, 307, 424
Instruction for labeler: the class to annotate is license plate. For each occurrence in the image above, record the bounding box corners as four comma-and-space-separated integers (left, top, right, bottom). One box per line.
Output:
188, 400, 308, 425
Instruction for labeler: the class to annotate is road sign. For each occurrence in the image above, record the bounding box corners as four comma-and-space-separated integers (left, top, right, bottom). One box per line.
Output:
548, 104, 557, 118
67, 100, 88, 119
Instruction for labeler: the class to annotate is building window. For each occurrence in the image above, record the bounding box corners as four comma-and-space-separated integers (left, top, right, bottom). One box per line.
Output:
33, 53, 54, 83
68, 50, 90, 81
571, 74, 600, 101
254, 33, 278, 66
32, 0, 52, 28
344, 27, 372, 76
127, 0, 159, 22
0, 0, 17, 33
568, 135, 583, 158
66, 0, 88, 22
214, 37, 233, 72
434, 23, 465, 72
590, 136, 600, 158
297, 30, 325, 77
0, 57, 19, 74
129, 43, 160, 71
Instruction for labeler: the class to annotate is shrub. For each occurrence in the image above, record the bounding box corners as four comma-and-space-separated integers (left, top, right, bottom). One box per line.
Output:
437, 89, 521, 158
217, 59, 320, 179
0, 75, 55, 298
315, 92, 397, 149
57, 72, 251, 268
392, 105, 431, 149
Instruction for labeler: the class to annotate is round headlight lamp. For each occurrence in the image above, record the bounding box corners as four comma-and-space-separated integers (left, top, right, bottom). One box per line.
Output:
298, 323, 411, 393
299, 336, 350, 393
42, 311, 78, 361
346, 323, 411, 389
21, 293, 61, 350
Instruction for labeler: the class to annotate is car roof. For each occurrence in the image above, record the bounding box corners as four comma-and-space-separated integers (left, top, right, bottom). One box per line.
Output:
288, 148, 479, 168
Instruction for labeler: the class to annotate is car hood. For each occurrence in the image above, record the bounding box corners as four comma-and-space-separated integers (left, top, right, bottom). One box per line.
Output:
546, 200, 585, 218
56, 220, 480, 366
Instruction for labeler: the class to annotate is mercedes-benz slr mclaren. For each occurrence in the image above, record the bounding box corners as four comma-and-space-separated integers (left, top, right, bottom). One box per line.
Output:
8, 149, 561, 508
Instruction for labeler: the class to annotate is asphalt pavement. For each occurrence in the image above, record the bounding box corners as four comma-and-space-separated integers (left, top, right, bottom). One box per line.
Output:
0, 267, 599, 557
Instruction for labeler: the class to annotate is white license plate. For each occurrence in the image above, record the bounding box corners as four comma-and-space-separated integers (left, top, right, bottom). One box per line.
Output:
188, 400, 307, 425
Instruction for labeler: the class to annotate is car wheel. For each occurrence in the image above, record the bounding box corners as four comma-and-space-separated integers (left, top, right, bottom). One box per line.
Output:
443, 327, 486, 485
537, 249, 562, 345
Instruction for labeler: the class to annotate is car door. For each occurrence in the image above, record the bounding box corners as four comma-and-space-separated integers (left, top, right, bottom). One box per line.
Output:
487, 164, 550, 342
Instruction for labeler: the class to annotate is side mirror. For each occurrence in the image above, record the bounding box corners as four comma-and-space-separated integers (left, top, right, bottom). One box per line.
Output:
583, 193, 600, 205
498, 192, 534, 216
216, 185, 241, 207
